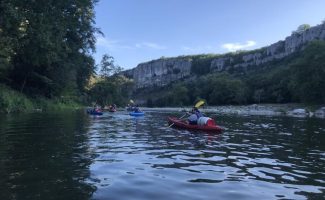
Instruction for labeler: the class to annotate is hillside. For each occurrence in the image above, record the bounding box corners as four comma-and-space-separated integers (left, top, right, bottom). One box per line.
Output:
131, 40, 325, 106
120, 23, 325, 106
122, 23, 325, 90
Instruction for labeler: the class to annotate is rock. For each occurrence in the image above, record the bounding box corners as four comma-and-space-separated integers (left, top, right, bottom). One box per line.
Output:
122, 57, 191, 89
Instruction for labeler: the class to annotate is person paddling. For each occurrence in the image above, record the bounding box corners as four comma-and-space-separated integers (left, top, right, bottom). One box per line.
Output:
134, 105, 141, 113
168, 100, 205, 128
187, 107, 203, 125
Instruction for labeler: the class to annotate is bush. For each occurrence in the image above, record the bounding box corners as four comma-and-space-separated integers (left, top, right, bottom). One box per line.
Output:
0, 85, 34, 113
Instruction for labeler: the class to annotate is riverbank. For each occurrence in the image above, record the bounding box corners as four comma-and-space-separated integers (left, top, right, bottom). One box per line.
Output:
141, 104, 325, 119
0, 85, 82, 113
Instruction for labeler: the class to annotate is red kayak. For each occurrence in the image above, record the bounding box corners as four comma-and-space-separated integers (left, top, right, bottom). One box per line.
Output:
168, 117, 223, 133
108, 109, 116, 112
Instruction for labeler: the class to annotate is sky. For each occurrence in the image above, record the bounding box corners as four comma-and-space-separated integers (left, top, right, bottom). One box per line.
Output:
94, 0, 325, 69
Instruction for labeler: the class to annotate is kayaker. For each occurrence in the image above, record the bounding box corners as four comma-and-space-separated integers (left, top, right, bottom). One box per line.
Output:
95, 106, 101, 112
134, 105, 141, 113
193, 107, 203, 118
187, 107, 203, 125
188, 113, 198, 125
92, 105, 97, 112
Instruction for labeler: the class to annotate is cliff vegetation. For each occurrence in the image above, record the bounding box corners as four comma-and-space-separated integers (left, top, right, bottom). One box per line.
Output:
135, 40, 325, 106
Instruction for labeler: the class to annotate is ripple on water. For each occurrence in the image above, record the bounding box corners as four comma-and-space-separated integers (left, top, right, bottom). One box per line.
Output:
1, 111, 325, 200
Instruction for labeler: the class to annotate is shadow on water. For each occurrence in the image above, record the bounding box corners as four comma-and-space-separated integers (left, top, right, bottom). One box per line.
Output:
0, 111, 96, 200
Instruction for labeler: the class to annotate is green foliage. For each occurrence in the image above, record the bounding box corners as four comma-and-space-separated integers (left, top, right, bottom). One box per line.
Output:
289, 41, 325, 103
208, 74, 248, 104
0, 0, 99, 100
190, 54, 217, 75
169, 84, 189, 106
0, 85, 34, 113
0, 84, 80, 113
292, 24, 311, 34
88, 75, 134, 107
245, 66, 292, 103
138, 41, 325, 106
99, 54, 123, 78
87, 54, 131, 107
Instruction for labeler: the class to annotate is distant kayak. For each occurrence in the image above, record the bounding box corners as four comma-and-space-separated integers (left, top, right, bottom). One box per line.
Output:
129, 112, 144, 116
108, 108, 117, 112
168, 117, 222, 133
87, 109, 103, 116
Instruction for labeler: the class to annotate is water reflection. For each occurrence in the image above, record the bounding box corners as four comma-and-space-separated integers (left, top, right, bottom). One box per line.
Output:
0, 111, 324, 200
86, 112, 325, 200
0, 112, 95, 200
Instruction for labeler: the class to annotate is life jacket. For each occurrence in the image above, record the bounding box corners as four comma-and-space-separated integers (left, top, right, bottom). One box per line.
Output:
195, 111, 203, 118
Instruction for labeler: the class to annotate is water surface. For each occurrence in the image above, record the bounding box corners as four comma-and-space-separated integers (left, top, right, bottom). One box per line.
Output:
0, 111, 324, 200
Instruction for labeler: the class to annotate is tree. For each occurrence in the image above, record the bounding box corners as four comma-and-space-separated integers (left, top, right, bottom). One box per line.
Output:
99, 54, 123, 78
1, 0, 99, 98
289, 41, 325, 103
100, 54, 115, 78
170, 84, 189, 106
88, 75, 133, 106
292, 24, 311, 34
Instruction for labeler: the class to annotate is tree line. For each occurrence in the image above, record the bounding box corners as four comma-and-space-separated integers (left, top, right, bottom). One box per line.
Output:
1, 4, 324, 111
0, 0, 134, 110
0, 0, 99, 101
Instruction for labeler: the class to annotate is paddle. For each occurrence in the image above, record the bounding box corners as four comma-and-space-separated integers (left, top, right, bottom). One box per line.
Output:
194, 100, 205, 108
168, 113, 188, 127
168, 100, 205, 128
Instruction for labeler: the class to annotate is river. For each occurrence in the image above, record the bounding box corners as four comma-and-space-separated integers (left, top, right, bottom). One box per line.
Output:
0, 110, 324, 200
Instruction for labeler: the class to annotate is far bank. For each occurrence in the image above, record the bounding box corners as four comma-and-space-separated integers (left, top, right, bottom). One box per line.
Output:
140, 104, 325, 119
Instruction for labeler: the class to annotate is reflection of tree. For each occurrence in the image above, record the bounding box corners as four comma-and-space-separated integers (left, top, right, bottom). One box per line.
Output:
0, 111, 96, 200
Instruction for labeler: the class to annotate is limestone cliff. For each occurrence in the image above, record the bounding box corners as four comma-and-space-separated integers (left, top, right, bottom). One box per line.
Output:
123, 23, 325, 89
123, 58, 192, 88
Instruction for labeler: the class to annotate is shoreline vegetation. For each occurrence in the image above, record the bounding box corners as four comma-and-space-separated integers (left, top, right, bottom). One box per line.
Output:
2, 81, 324, 119
141, 104, 325, 119
1, 82, 324, 119
0, 1, 324, 115
0, 85, 82, 114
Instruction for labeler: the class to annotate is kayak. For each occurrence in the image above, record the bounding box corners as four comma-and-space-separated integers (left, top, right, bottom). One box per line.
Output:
87, 109, 103, 116
168, 117, 223, 133
108, 109, 117, 112
129, 111, 145, 116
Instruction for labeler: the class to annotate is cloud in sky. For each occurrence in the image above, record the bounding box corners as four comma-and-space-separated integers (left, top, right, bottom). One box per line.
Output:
96, 36, 133, 50
96, 36, 166, 51
135, 42, 167, 50
181, 45, 217, 53
222, 40, 257, 51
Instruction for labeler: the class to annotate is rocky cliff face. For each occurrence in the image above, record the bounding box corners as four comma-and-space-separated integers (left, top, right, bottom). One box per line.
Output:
123, 23, 325, 89
123, 58, 192, 88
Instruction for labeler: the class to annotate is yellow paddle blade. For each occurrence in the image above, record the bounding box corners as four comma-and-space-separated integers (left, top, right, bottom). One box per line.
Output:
194, 100, 205, 108
130, 99, 134, 104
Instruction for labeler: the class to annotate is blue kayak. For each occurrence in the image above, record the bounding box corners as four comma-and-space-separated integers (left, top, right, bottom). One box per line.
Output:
129, 111, 145, 116
87, 109, 103, 115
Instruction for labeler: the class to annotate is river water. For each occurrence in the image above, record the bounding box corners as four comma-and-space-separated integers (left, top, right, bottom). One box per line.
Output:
0, 110, 324, 200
